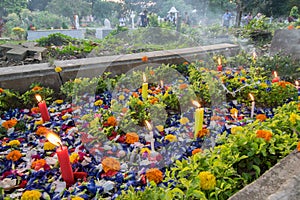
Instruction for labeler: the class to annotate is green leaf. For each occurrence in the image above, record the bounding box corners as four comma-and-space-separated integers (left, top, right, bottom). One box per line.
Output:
252, 165, 261, 178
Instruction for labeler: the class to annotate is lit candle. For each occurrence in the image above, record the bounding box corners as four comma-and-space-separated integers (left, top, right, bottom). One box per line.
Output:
193, 101, 204, 139
249, 93, 255, 118
142, 73, 148, 100
217, 57, 222, 71
272, 71, 280, 83
295, 81, 300, 96
35, 94, 50, 122
252, 51, 257, 64
233, 110, 238, 120
46, 131, 74, 186
145, 120, 155, 152
160, 80, 164, 89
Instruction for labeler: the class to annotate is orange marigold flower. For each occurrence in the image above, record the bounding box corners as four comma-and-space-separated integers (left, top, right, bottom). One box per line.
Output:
149, 70, 155, 76
125, 132, 139, 144
192, 148, 203, 155
256, 114, 267, 122
132, 92, 139, 98
256, 130, 272, 142
31, 159, 47, 170
36, 126, 48, 136
277, 81, 288, 88
179, 83, 188, 90
31, 107, 40, 113
0, 88, 4, 93
149, 97, 159, 104
297, 141, 300, 152
2, 119, 18, 129
6, 150, 22, 162
183, 61, 189, 65
197, 128, 209, 138
141, 56, 148, 62
121, 107, 128, 113
146, 168, 163, 184
288, 25, 294, 30
31, 86, 43, 91
102, 157, 120, 173
107, 116, 117, 127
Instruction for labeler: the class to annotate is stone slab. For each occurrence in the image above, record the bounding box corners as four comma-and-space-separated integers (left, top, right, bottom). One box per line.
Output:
27, 29, 86, 41
6, 48, 28, 61
229, 150, 300, 200
270, 29, 300, 60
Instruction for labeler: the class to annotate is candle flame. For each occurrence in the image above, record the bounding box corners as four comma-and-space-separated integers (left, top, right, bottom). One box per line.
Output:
145, 120, 152, 131
218, 57, 221, 66
296, 81, 299, 86
234, 111, 238, 118
252, 51, 257, 60
143, 73, 147, 82
45, 131, 62, 147
192, 101, 201, 108
35, 94, 42, 102
249, 93, 255, 101
160, 80, 164, 88
274, 71, 277, 78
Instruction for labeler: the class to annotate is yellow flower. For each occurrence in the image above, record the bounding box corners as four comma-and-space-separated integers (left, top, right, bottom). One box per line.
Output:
156, 125, 164, 132
74, 78, 82, 84
230, 108, 238, 115
35, 120, 43, 125
179, 117, 189, 125
54, 99, 63, 104
70, 152, 79, 163
62, 115, 69, 120
49, 108, 56, 113
72, 197, 84, 200
54, 66, 62, 73
119, 95, 125, 101
94, 99, 103, 106
290, 113, 300, 125
260, 83, 268, 88
44, 141, 56, 151
7, 140, 21, 147
165, 134, 177, 142
231, 126, 243, 134
140, 148, 151, 155
199, 171, 216, 190
21, 190, 42, 200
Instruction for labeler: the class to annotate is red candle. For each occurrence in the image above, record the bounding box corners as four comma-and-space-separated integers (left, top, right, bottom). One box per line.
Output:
35, 94, 50, 122
46, 131, 74, 186
217, 57, 222, 71
272, 71, 280, 83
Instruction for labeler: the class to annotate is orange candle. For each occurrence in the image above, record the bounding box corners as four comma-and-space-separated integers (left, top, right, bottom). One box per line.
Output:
35, 94, 50, 122
46, 131, 74, 186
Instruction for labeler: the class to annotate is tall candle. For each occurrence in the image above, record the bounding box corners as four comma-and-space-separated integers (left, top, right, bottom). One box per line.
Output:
217, 57, 222, 71
249, 93, 255, 118
272, 71, 280, 83
193, 101, 204, 139
295, 81, 300, 96
252, 51, 257, 64
145, 120, 155, 152
142, 73, 148, 100
35, 94, 50, 122
46, 131, 74, 186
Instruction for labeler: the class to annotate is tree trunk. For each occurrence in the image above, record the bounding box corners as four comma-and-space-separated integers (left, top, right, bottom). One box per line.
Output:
235, 1, 243, 27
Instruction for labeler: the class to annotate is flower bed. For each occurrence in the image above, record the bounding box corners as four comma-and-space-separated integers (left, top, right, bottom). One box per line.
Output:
0, 53, 300, 200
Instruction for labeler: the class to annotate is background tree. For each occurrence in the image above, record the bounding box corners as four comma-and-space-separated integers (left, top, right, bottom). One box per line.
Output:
93, 0, 122, 25
0, 0, 28, 18
28, 0, 51, 11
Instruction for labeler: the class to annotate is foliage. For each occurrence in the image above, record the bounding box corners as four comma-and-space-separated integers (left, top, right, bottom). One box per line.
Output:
37, 33, 76, 46
12, 27, 25, 40
0, 88, 21, 111
0, 0, 28, 17
20, 83, 54, 108
117, 101, 299, 199
31, 11, 70, 29
290, 6, 299, 18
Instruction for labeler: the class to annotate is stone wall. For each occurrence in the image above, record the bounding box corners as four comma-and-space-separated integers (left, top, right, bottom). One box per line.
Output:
27, 29, 86, 40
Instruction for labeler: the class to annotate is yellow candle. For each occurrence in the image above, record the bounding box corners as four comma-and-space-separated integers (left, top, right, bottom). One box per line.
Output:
142, 73, 148, 100
252, 51, 257, 64
193, 101, 204, 139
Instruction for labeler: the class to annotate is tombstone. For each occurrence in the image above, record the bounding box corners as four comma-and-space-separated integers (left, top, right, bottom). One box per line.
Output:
104, 19, 111, 28
270, 29, 300, 60
74, 15, 80, 29
130, 11, 136, 29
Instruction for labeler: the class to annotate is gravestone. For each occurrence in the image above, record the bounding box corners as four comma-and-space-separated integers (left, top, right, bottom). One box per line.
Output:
270, 29, 300, 60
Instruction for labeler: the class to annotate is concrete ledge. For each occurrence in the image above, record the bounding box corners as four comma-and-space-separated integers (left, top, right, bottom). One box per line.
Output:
229, 150, 300, 200
0, 43, 239, 92
27, 29, 86, 40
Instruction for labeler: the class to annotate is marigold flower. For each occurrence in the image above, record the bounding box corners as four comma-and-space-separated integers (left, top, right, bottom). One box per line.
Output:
141, 56, 148, 62
288, 25, 294, 30
146, 168, 163, 184
54, 99, 63, 104
297, 141, 300, 152
132, 92, 139, 98
36, 126, 48, 136
199, 171, 216, 190
289, 113, 300, 125
7, 140, 21, 147
165, 134, 177, 142
256, 130, 272, 141
149, 70, 155, 76
31, 107, 40, 113
0, 88, 4, 93
230, 108, 238, 115
119, 95, 125, 101
21, 190, 42, 200
31, 86, 42, 91
70, 152, 79, 163
44, 141, 56, 151
256, 114, 267, 122
197, 128, 209, 138
34, 120, 43, 125
94, 99, 103, 106
74, 78, 82, 84
192, 148, 202, 155
179, 83, 188, 90
125, 132, 139, 144
102, 157, 120, 173
2, 119, 18, 129
183, 61, 189, 65
140, 148, 151, 155
179, 117, 189, 125
6, 150, 22, 162
149, 97, 159, 104
31, 159, 47, 170
231, 126, 243, 134
107, 116, 117, 127
54, 66, 62, 73
72, 197, 84, 200
156, 125, 164, 132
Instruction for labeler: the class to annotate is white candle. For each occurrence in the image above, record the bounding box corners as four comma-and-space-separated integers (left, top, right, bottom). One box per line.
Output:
249, 93, 255, 118
145, 120, 155, 152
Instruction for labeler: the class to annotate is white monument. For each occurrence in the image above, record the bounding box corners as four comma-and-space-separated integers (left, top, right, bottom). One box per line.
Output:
74, 15, 80, 29
104, 18, 111, 28
130, 11, 136, 29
